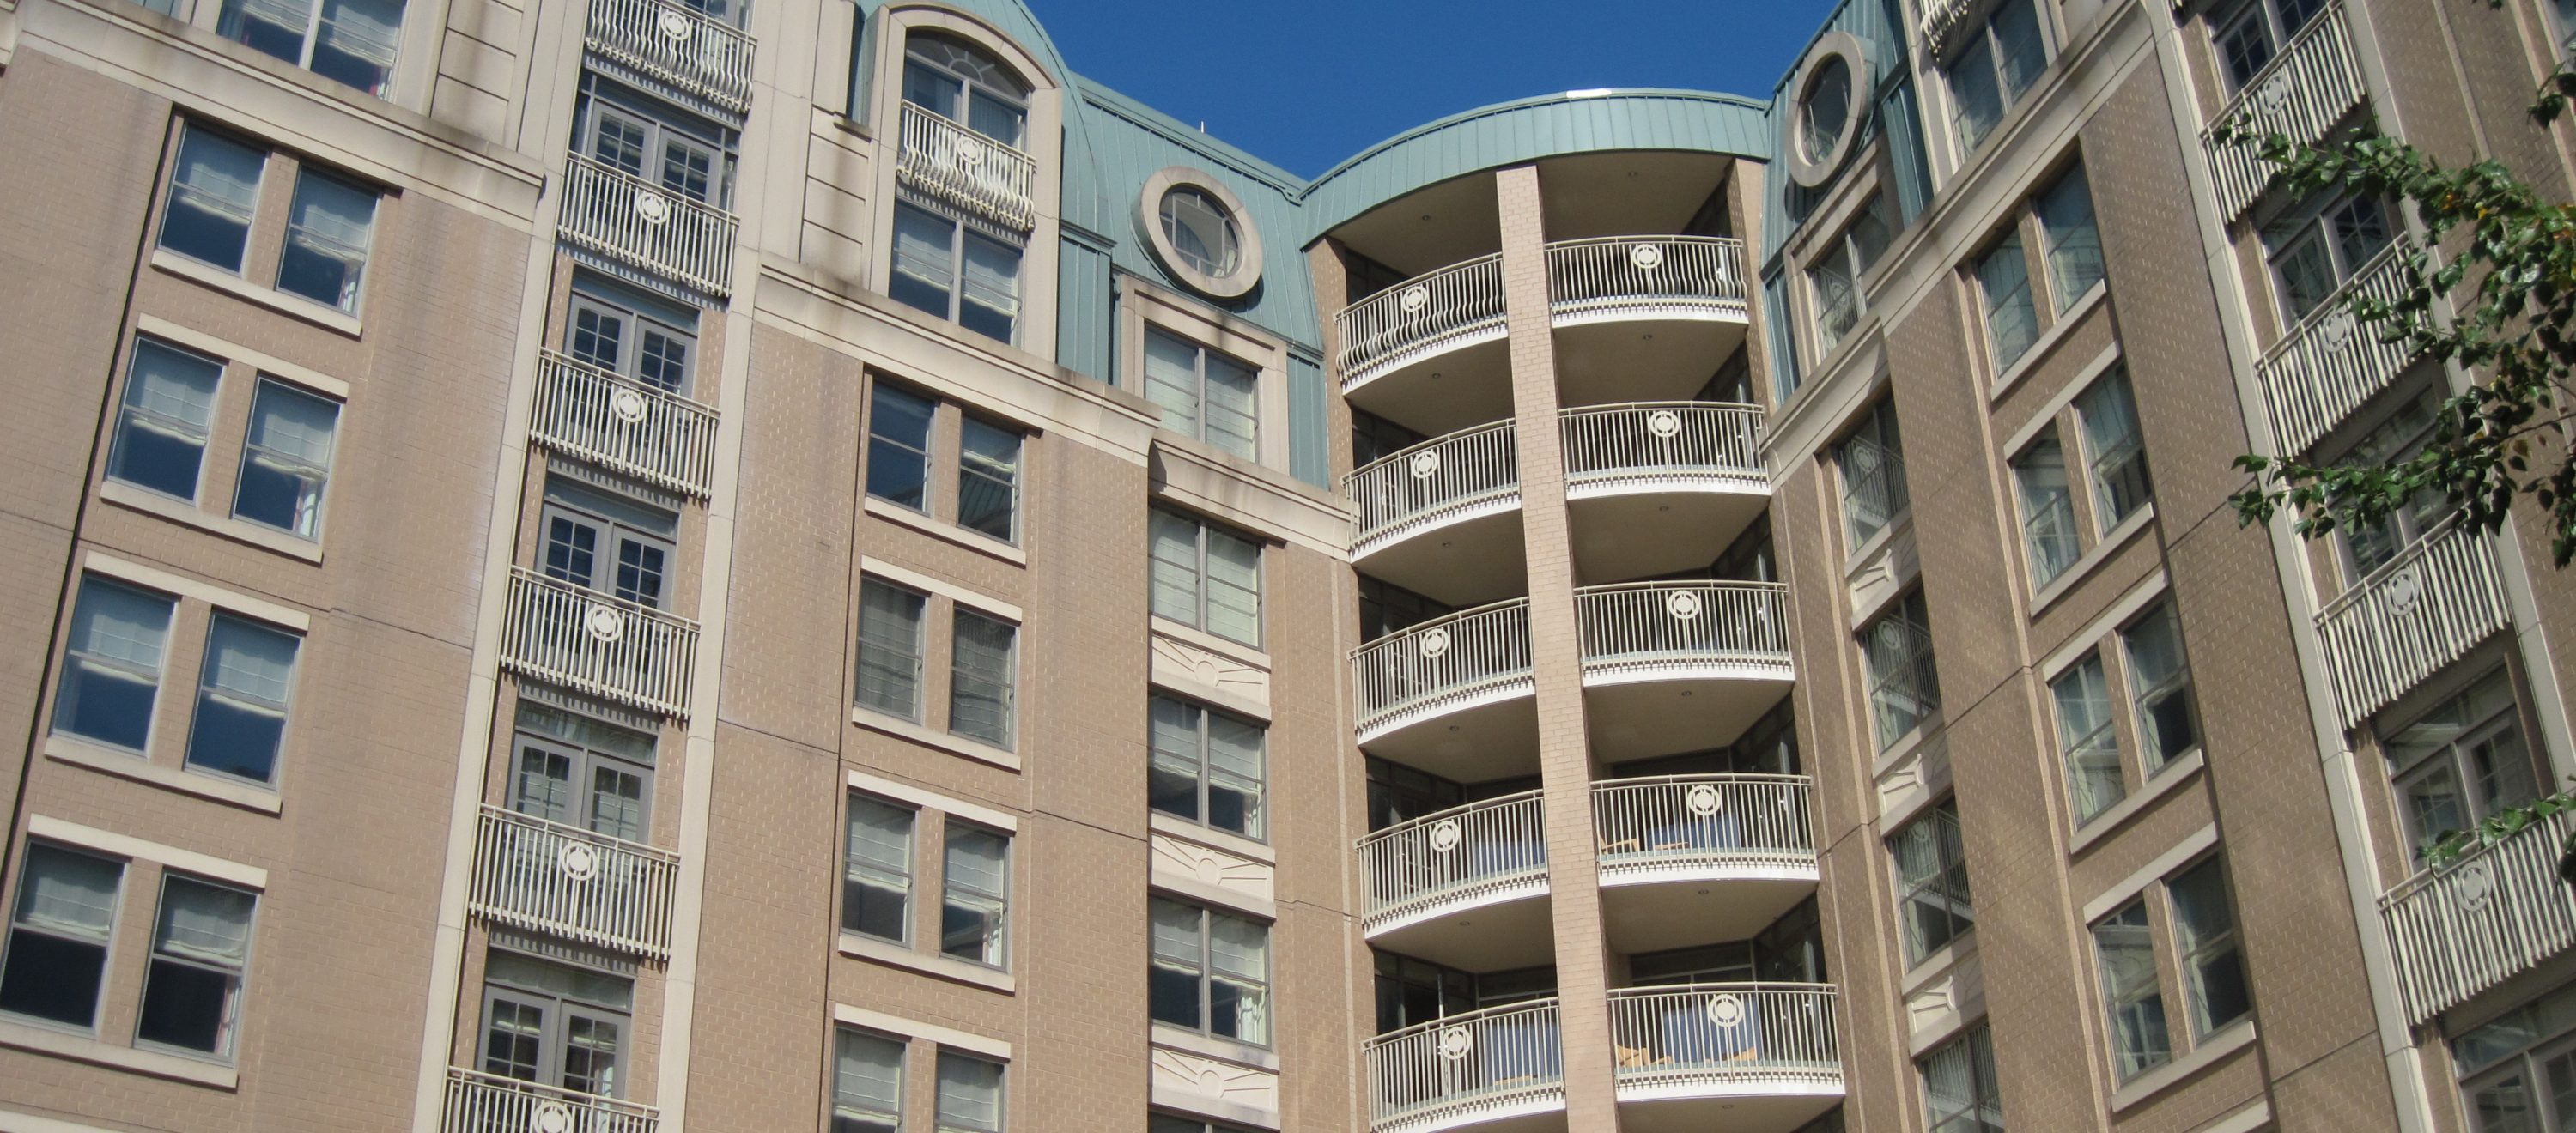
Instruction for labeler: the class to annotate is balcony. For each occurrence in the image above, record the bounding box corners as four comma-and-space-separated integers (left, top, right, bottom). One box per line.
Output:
1577, 582, 1794, 763
1352, 599, 1537, 779
1593, 776, 1818, 954
2256, 243, 2418, 456
2382, 806, 2576, 1024
1359, 791, 1553, 971
2202, 0, 2366, 222
2314, 520, 2510, 728
895, 101, 1038, 233
557, 153, 738, 298
1336, 253, 1511, 434
1366, 998, 1566, 1133
1349, 421, 1523, 606
1917, 0, 1977, 62
469, 804, 679, 960
583, 0, 754, 115
1560, 403, 1768, 582
530, 349, 720, 498
1607, 984, 1843, 1133
444, 1067, 658, 1133
500, 566, 701, 718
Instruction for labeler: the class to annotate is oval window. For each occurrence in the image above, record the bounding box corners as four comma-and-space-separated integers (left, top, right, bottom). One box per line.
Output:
1800, 56, 1853, 166
1159, 186, 1241, 277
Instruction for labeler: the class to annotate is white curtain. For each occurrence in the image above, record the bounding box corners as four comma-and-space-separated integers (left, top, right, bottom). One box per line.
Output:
125, 342, 221, 440
72, 580, 173, 674
934, 1052, 1004, 1132
316, 0, 403, 68
19, 848, 122, 941
154, 878, 254, 966
202, 616, 300, 714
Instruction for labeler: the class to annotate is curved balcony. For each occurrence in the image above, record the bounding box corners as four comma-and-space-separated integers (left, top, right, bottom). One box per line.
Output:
1607, 983, 1843, 1133
1348, 421, 1525, 606
1352, 600, 1537, 779
1592, 776, 1818, 954
1547, 237, 1751, 408
1561, 403, 1768, 582
1359, 791, 1553, 971
1577, 582, 1794, 763
1335, 254, 1513, 435
1366, 998, 1566, 1133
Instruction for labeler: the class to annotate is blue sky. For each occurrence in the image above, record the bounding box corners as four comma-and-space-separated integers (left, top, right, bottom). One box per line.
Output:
1040, 0, 1841, 179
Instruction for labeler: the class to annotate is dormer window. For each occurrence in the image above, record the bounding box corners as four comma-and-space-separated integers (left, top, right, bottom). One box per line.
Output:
903, 33, 1030, 148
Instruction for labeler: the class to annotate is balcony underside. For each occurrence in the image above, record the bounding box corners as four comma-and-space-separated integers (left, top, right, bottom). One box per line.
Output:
1599, 869, 1819, 954
1358, 503, 1529, 609
1552, 318, 1747, 408
1388, 1102, 1567, 1133
1566, 484, 1768, 585
1582, 668, 1792, 764
1370, 888, 1558, 972
1362, 693, 1540, 782
1349, 336, 1515, 439
1615, 1085, 1842, 1133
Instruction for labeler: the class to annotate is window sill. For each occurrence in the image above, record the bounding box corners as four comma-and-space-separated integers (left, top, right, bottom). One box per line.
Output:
2026, 504, 2155, 618
2068, 749, 2204, 857
0, 1019, 239, 1088
150, 249, 362, 338
861, 496, 1027, 566
44, 733, 283, 815
1149, 812, 1274, 864
1150, 616, 1270, 671
2109, 1021, 2257, 1112
1151, 1022, 1279, 1071
100, 481, 325, 564
1841, 512, 1917, 594
1990, 281, 2108, 402
1900, 929, 1979, 997
850, 706, 1020, 772
837, 931, 1015, 994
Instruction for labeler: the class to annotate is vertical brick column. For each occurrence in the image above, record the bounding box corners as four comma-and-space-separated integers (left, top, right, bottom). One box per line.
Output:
1493, 164, 1622, 1130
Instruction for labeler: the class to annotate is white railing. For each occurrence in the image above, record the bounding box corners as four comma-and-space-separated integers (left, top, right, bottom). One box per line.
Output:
1576, 581, 1792, 682
1592, 775, 1815, 881
2314, 520, 2510, 727
1560, 402, 1766, 494
469, 805, 679, 960
2382, 806, 2576, 1024
444, 1067, 659, 1133
2202, 0, 2365, 221
501, 566, 700, 718
1358, 791, 1548, 934
1365, 998, 1565, 1133
1347, 421, 1520, 554
1607, 984, 1842, 1094
557, 153, 738, 297
583, 0, 754, 114
895, 102, 1037, 233
531, 349, 720, 498
1333, 254, 1507, 390
1917, 0, 1979, 63
1352, 599, 1534, 740
2256, 243, 2419, 456
1545, 237, 1748, 324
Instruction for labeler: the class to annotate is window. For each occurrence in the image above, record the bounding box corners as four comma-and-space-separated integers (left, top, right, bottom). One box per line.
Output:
53, 577, 178, 752
538, 477, 676, 609
576, 87, 733, 207
2008, 367, 2152, 586
1976, 233, 2038, 370
833, 1027, 905, 1133
2454, 979, 2576, 1132
1918, 1021, 2003, 1132
866, 384, 1027, 542
479, 950, 634, 1097
1836, 399, 1910, 548
216, 0, 403, 94
276, 169, 377, 312
903, 33, 1030, 148
2052, 655, 2123, 823
1358, 577, 1452, 642
1142, 330, 1259, 460
2212, 0, 2332, 93
855, 580, 928, 721
867, 385, 937, 514
108, 337, 224, 501
1806, 194, 1895, 356
1149, 696, 1267, 839
1862, 591, 1941, 749
160, 126, 265, 273
565, 278, 698, 397
891, 203, 1022, 344
2385, 668, 2537, 862
183, 615, 301, 785
1151, 511, 1261, 647
2092, 900, 2169, 1079
2123, 603, 2199, 772
510, 701, 656, 842
2011, 433, 2077, 586
1798, 55, 1854, 165
234, 379, 341, 540
136, 875, 256, 1057
1947, 0, 2046, 155
957, 418, 1022, 542
1890, 798, 1973, 964
948, 609, 1017, 749
2047, 599, 2200, 827
2264, 194, 2394, 324
2335, 391, 2450, 579
2035, 167, 2105, 311
0, 845, 124, 1029
844, 794, 914, 943
1149, 898, 1270, 1045
2075, 373, 2149, 533
160, 126, 383, 312
941, 823, 1009, 966
2169, 857, 2251, 1037
1159, 187, 1240, 277
936, 1050, 1006, 1133
1351, 409, 1429, 471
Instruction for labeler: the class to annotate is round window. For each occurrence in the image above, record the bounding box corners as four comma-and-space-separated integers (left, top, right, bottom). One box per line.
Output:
1800, 56, 1853, 165
1139, 167, 1263, 300
1160, 186, 1241, 277
1786, 33, 1869, 189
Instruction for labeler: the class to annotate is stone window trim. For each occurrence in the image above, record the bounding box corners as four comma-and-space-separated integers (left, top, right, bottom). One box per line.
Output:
149, 121, 385, 336
860, 373, 1034, 562
1786, 31, 1872, 188
839, 773, 1019, 983
1120, 278, 1294, 473
2076, 833, 2256, 1092
1139, 167, 1263, 300
850, 558, 1023, 765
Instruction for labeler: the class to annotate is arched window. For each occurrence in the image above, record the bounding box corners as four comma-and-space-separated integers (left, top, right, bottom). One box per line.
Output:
902, 33, 1030, 148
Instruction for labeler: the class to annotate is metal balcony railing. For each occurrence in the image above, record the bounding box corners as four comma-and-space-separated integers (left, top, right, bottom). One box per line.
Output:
582, 0, 754, 114
2382, 806, 2576, 1024
1333, 254, 1507, 391
895, 101, 1037, 233
2256, 243, 2419, 456
2314, 520, 2510, 727
557, 154, 738, 297
1347, 421, 1520, 554
1560, 402, 1766, 494
1607, 983, 1842, 1094
501, 566, 700, 718
1575, 581, 1792, 682
1592, 775, 1815, 881
1357, 791, 1548, 935
1365, 998, 1565, 1133
469, 805, 679, 960
1545, 236, 1748, 324
1352, 599, 1535, 741
530, 349, 719, 498
1917, 0, 1979, 63
444, 1067, 658, 1133
2202, 0, 2366, 221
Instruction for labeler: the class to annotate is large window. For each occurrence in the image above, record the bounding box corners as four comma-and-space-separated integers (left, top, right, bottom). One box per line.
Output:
216, 0, 404, 94
234, 379, 341, 540
855, 580, 928, 722
2092, 900, 2168, 1080
1862, 591, 1941, 749
1805, 193, 1895, 357
160, 127, 265, 273
936, 1050, 1007, 1133
2335, 390, 2451, 579
1918, 1021, 2003, 1132
52, 574, 308, 787
957, 418, 1022, 542
2263, 193, 2395, 324
2455, 979, 2576, 1132
1151, 510, 1261, 647
509, 701, 656, 843
844, 794, 914, 943
948, 609, 1017, 750
865, 383, 1026, 543
2086, 856, 2251, 1082
2213, 0, 2334, 93
2123, 603, 2199, 772
903, 33, 1030, 148
53, 577, 179, 753
0, 844, 125, 1029
137, 875, 257, 1057
1836, 399, 1911, 549
2044, 599, 2201, 827
2051, 655, 2123, 823
565, 276, 699, 397
0, 845, 264, 1064
1143, 330, 1260, 461
576, 85, 734, 207
2007, 367, 2152, 586
891, 203, 1022, 344
538, 476, 676, 609
159, 124, 380, 314
1149, 898, 1270, 1045
1149, 695, 1267, 839
832, 1027, 905, 1133
2011, 434, 2076, 586
940, 823, 1010, 966
184, 615, 302, 785
479, 949, 633, 1098
108, 338, 224, 502
1946, 0, 2047, 156
1890, 798, 1973, 965
2077, 373, 2149, 534
276, 168, 378, 312
2385, 667, 2537, 862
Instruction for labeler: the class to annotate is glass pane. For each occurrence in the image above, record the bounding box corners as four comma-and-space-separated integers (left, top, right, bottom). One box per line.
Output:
958, 418, 1021, 542
637, 327, 690, 395
843, 796, 913, 942
14, 845, 122, 940
1947, 36, 2005, 154
967, 89, 1026, 148
138, 877, 253, 1055
309, 0, 402, 94
185, 615, 300, 784
482, 997, 544, 1080
1993, 0, 2047, 99
935, 1051, 1005, 1132
856, 580, 927, 720
1160, 187, 1239, 276
1206, 712, 1266, 839
2038, 167, 2105, 309
835, 1028, 905, 1130
2272, 230, 2338, 322
1143, 330, 1204, 439
55, 578, 176, 751
949, 610, 1017, 749
234, 382, 339, 538
562, 1012, 623, 1095
2171, 858, 2251, 1035
2093, 901, 2168, 1079
513, 743, 575, 824
2053, 655, 2124, 822
2014, 435, 2078, 586
1810, 249, 1860, 354
161, 128, 265, 271
1150, 511, 1203, 627
2079, 373, 2151, 531
0, 847, 119, 1027
942, 826, 1008, 966
218, 0, 314, 64
866, 385, 936, 512
1149, 697, 1203, 823
1203, 352, 1260, 459
569, 305, 626, 372
1978, 234, 2038, 370
890, 204, 956, 321
276, 171, 377, 312
959, 233, 1020, 344
109, 339, 223, 500
1204, 529, 1261, 646
902, 58, 963, 120
2123, 603, 2198, 770
1800, 57, 1853, 163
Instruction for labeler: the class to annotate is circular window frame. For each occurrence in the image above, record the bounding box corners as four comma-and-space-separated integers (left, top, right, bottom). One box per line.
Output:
1140, 167, 1262, 300
1787, 33, 1869, 190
